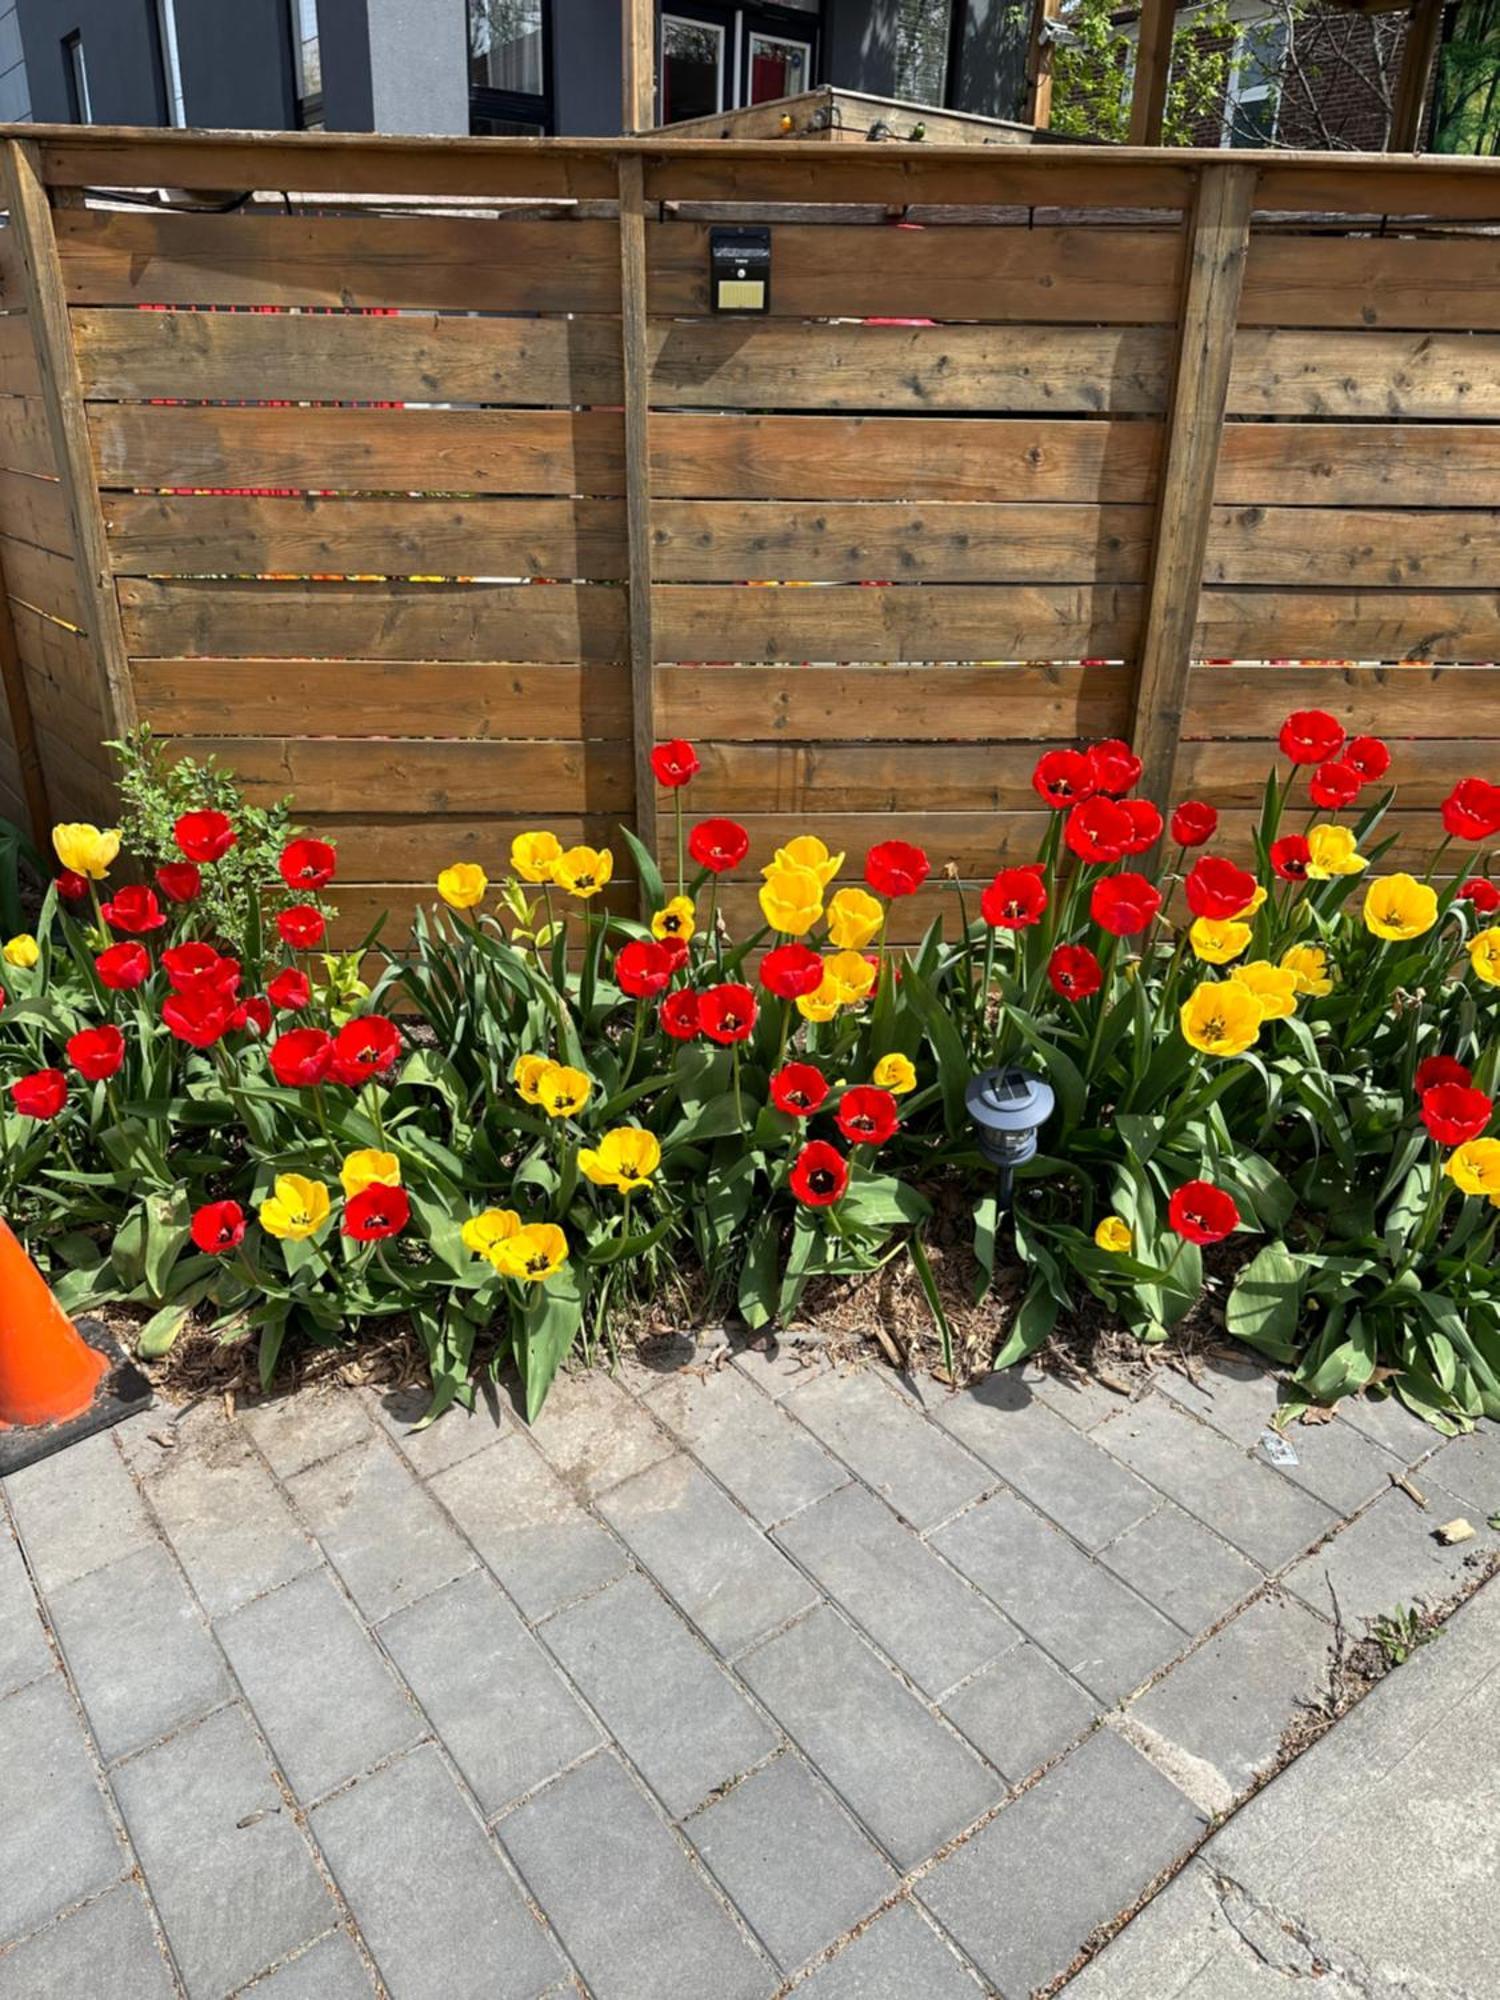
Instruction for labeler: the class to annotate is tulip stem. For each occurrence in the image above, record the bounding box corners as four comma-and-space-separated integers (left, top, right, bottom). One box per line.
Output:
365, 1084, 388, 1149
674, 789, 685, 900
624, 998, 645, 1084
731, 1043, 744, 1130
1083, 934, 1121, 1080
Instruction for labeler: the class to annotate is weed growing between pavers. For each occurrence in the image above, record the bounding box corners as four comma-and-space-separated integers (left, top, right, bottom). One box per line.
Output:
6, 715, 1500, 1430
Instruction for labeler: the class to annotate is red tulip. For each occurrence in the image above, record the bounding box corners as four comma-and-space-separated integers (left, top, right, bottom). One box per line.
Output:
235, 995, 273, 1037
1460, 877, 1500, 914
616, 939, 675, 999
789, 1139, 849, 1207
1420, 1083, 1493, 1148
329, 1016, 402, 1087
1031, 748, 1095, 810
770, 1062, 829, 1116
1048, 943, 1103, 1001
699, 982, 757, 1045
658, 935, 690, 975
688, 818, 749, 873
343, 1184, 411, 1242
1278, 710, 1345, 766
1120, 799, 1163, 856
1170, 800, 1217, 848
54, 869, 88, 901
9, 1068, 67, 1120
835, 1085, 900, 1147
268, 1026, 335, 1087
1346, 736, 1390, 782
96, 942, 151, 991
267, 968, 311, 1012
864, 840, 929, 899
191, 1200, 246, 1254
277, 904, 327, 949
1065, 796, 1133, 865
155, 862, 202, 903
1270, 835, 1311, 883
1167, 1179, 1241, 1245
650, 740, 699, 788
162, 986, 235, 1049
1086, 738, 1142, 797
981, 866, 1047, 929
279, 838, 337, 892
1090, 872, 1162, 937
1415, 1055, 1472, 1093
759, 943, 825, 999
1184, 855, 1258, 922
1441, 778, 1500, 843
1308, 760, 1362, 810
163, 943, 240, 999
659, 988, 702, 1041
99, 885, 166, 935
66, 1023, 125, 1082
174, 809, 237, 864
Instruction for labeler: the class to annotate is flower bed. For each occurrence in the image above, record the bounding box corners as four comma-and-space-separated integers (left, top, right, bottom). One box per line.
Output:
3, 718, 1499, 1429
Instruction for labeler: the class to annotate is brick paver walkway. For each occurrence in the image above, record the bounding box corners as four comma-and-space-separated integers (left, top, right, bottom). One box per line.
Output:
2, 1334, 1497, 1999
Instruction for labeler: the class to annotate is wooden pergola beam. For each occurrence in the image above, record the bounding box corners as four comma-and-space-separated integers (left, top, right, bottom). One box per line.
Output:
1128, 0, 1178, 145
1026, 0, 1064, 129
623, 0, 655, 134
1389, 0, 1446, 147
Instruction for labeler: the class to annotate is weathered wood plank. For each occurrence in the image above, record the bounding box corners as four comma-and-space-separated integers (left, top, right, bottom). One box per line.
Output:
102, 493, 627, 579
1241, 232, 1500, 331
1183, 663, 1500, 737
1226, 329, 1500, 420
0, 394, 57, 477
1203, 506, 1500, 587
0, 465, 73, 556
0, 312, 40, 397
1217, 423, 1500, 507
0, 559, 50, 838
1193, 589, 1500, 663
656, 663, 1131, 740
89, 404, 626, 497
650, 501, 1153, 584
116, 580, 629, 662
652, 583, 1141, 663
1181, 734, 1492, 807
0, 531, 83, 624
650, 415, 1162, 503
618, 151, 656, 902
73, 306, 624, 406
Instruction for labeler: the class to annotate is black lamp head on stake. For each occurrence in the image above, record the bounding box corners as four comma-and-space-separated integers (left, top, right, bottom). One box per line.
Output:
965, 1066, 1055, 1179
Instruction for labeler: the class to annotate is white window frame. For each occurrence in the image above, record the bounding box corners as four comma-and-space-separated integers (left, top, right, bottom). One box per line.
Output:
157, 0, 186, 125
745, 27, 813, 102
661, 14, 727, 120
1221, 15, 1287, 146
63, 31, 91, 123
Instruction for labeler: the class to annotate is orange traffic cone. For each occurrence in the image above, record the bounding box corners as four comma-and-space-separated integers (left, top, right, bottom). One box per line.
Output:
0, 1216, 151, 1472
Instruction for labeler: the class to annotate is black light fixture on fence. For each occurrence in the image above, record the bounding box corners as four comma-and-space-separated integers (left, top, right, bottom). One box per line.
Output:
964, 1067, 1055, 1219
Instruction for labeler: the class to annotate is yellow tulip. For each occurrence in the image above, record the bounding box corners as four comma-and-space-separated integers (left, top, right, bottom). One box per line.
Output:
826, 886, 885, 951
1232, 885, 1269, 920
492, 1221, 570, 1282
1468, 926, 1500, 988
511, 831, 563, 884
1229, 960, 1299, 1021
795, 979, 842, 1023
513, 1052, 552, 1104
1280, 944, 1334, 997
340, 1149, 401, 1198
553, 846, 613, 899
759, 865, 825, 937
579, 1125, 661, 1192
1180, 979, 1264, 1058
259, 1174, 331, 1241
1363, 873, 1438, 942
873, 1052, 917, 1095
461, 1208, 521, 1259
765, 835, 843, 890
651, 896, 696, 944
533, 1062, 591, 1118
2, 933, 39, 969
1305, 825, 1367, 881
823, 949, 876, 1006
51, 822, 120, 880
1190, 916, 1252, 966
1094, 1215, 1133, 1254
1445, 1137, 1500, 1200
437, 862, 487, 911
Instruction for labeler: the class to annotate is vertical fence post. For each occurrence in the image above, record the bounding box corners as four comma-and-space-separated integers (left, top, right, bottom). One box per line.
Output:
1129, 162, 1256, 807
617, 149, 659, 911
0, 581, 51, 842
0, 141, 136, 763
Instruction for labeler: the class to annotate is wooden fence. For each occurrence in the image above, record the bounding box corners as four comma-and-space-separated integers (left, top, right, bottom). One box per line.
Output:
0, 126, 1498, 947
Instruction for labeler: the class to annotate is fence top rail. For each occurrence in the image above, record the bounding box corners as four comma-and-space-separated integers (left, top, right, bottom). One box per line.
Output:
1, 125, 1499, 218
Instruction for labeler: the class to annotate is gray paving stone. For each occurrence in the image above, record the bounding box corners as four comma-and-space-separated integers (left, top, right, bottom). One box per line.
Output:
139, 1414, 318, 1619
541, 1573, 776, 1818
940, 1641, 1098, 1783
4, 1432, 153, 1593
380, 1569, 600, 1815
688, 1754, 897, 1972
793, 1902, 985, 2000
1332, 1388, 1439, 1464
429, 1435, 627, 1620
367, 1381, 510, 1478
241, 1929, 377, 1997
1283, 1480, 1482, 1627
643, 1363, 847, 1525
597, 1455, 816, 1657
0, 1516, 50, 1697
932, 1490, 1184, 1703
217, 1570, 420, 1803
614, 1328, 728, 1393
112, 1703, 332, 2000
773, 1483, 1017, 1697
730, 1337, 835, 1400
499, 1751, 775, 2000
1262, 1417, 1407, 1516
0, 1674, 122, 1946
919, 1727, 1206, 1997
781, 1369, 989, 1532
0, 1883, 172, 1999
1098, 1396, 1339, 1570
241, 1390, 375, 1479
737, 1606, 1001, 1868
1020, 1361, 1141, 1432
287, 1434, 474, 1623
47, 1544, 233, 1763
523, 1368, 675, 1501
312, 1747, 565, 2000
923, 1376, 1157, 1550
1100, 1502, 1264, 1637
1424, 1422, 1500, 1516
1129, 1595, 1333, 1801
1156, 1354, 1287, 1442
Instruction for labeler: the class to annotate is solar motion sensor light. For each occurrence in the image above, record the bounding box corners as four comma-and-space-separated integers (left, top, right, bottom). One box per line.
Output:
709, 227, 771, 313
964, 1067, 1055, 1216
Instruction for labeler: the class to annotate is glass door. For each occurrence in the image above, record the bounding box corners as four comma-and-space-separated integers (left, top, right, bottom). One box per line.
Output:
662, 13, 728, 122
745, 26, 812, 102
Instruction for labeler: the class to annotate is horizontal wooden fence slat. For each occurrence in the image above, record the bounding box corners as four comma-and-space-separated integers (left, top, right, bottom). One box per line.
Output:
132, 658, 634, 738
1184, 663, 1500, 737
89, 405, 627, 497
646, 321, 1174, 414
650, 501, 1154, 584
641, 150, 1199, 211
652, 583, 1141, 663
0, 312, 40, 397
56, 211, 624, 312
9, 602, 112, 749
1181, 736, 1489, 808
646, 222, 1187, 322
1194, 589, 1500, 662
1203, 506, 1500, 588
72, 307, 626, 406
650, 415, 1163, 502
306, 813, 624, 878
0, 532, 83, 626
1225, 328, 1500, 419
1216, 423, 1500, 507
1241, 232, 1500, 330
671, 743, 1070, 813
117, 580, 629, 662
102, 494, 628, 579
0, 394, 57, 477
0, 466, 73, 557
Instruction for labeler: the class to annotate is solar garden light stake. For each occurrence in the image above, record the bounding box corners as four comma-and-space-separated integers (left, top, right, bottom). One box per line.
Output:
964, 1067, 1055, 1221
